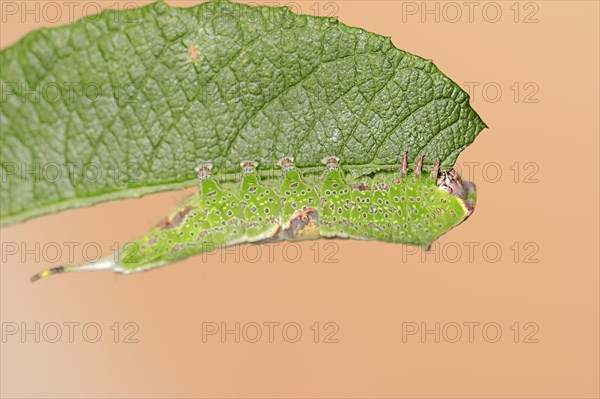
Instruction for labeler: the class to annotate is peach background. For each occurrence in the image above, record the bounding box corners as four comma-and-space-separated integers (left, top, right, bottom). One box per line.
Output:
1, 1, 598, 398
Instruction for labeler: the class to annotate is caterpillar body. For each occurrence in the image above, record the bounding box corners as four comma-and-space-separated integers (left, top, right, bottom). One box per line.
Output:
31, 155, 476, 281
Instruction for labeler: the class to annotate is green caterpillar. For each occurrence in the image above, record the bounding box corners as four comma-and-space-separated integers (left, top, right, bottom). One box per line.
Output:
31, 155, 475, 281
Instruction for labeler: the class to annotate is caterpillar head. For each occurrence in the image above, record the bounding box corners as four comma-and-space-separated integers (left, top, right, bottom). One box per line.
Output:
437, 168, 476, 216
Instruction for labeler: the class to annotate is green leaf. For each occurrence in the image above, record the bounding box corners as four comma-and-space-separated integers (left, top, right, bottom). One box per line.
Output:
0, 0, 486, 227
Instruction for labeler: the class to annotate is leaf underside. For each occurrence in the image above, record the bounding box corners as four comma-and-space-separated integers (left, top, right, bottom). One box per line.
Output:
0, 0, 486, 227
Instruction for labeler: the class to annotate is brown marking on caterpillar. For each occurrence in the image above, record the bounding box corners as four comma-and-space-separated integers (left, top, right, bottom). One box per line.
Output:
350, 183, 370, 191
160, 205, 195, 230
228, 217, 243, 226
279, 208, 320, 241
374, 182, 389, 191
156, 217, 170, 229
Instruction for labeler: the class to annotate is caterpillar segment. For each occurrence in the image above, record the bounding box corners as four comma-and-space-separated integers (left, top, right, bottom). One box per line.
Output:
277, 157, 320, 241
319, 156, 352, 239
31, 155, 476, 281
239, 160, 281, 242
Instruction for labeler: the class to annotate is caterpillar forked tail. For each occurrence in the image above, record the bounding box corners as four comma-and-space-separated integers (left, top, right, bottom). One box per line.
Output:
30, 259, 115, 283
